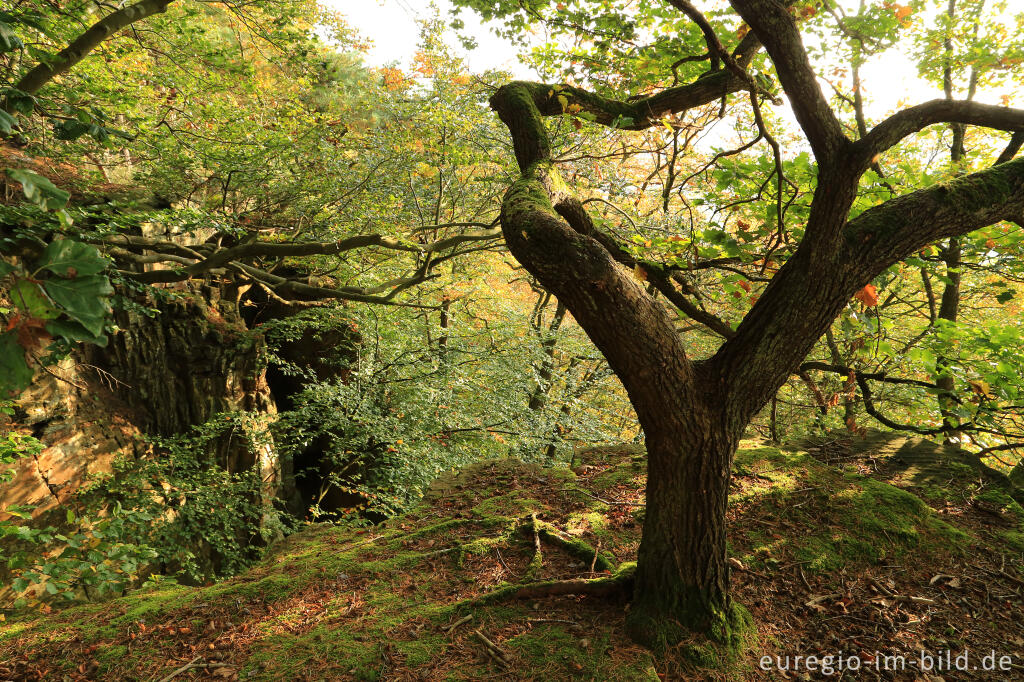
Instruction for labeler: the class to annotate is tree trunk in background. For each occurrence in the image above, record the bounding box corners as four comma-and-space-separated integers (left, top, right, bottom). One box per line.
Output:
528, 300, 567, 411
935, 238, 961, 441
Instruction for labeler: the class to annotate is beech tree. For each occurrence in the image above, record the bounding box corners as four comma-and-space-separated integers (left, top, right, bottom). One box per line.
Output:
459, 0, 1024, 650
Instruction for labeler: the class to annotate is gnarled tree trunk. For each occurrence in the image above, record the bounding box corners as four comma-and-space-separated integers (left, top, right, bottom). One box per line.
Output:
488, 19, 1024, 647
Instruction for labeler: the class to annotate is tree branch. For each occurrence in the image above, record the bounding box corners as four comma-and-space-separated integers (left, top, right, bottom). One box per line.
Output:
4, 0, 176, 113
799, 361, 943, 392
728, 0, 849, 159
845, 156, 1024, 275
857, 100, 1024, 161
494, 72, 747, 165
996, 131, 1024, 165
706, 158, 1024, 424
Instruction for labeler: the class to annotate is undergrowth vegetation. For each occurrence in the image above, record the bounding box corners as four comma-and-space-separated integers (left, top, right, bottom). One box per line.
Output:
2, 438, 1020, 680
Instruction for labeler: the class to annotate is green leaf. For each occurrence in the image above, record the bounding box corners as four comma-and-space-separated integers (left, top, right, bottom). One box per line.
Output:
37, 240, 107, 278
0, 109, 14, 135
0, 332, 33, 397
53, 119, 92, 141
0, 20, 23, 52
0, 261, 16, 277
10, 577, 28, 593
996, 290, 1014, 304
5, 169, 69, 211
9, 279, 58, 319
1, 89, 34, 115
41, 275, 112, 335
0, 11, 51, 38
45, 318, 108, 347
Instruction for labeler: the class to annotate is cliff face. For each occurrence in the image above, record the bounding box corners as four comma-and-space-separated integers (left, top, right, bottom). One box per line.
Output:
0, 286, 287, 519
1, 358, 145, 516
90, 290, 278, 472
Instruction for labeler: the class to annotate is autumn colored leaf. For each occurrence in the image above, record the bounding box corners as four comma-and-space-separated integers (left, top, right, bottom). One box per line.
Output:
969, 380, 995, 400
854, 284, 878, 307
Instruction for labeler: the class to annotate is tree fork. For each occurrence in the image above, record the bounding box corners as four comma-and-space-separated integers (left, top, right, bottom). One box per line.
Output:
490, 80, 749, 652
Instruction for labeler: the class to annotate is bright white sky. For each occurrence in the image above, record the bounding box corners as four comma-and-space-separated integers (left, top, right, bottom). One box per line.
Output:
328, 0, 532, 76
330, 0, 1015, 138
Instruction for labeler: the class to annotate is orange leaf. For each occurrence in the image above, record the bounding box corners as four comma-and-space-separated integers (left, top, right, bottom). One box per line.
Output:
854, 284, 878, 307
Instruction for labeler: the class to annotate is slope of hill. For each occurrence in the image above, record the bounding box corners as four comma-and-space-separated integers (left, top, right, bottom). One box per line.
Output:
2, 436, 1023, 680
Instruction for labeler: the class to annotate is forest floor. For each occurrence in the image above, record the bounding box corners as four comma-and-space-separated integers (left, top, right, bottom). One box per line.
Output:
2, 433, 1023, 680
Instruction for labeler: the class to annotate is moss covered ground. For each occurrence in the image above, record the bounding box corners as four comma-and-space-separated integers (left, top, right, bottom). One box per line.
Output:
2, 436, 1023, 680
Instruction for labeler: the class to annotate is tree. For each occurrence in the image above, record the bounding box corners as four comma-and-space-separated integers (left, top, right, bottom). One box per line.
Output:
458, 0, 1024, 651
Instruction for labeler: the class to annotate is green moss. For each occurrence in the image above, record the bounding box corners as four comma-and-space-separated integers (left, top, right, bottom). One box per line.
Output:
472, 493, 544, 519
395, 633, 447, 667
491, 82, 552, 158
852, 477, 928, 539
113, 583, 197, 623
1000, 530, 1024, 553
3, 446, 1006, 679
245, 624, 382, 681
941, 165, 1015, 213
588, 460, 645, 494
503, 619, 658, 680
95, 643, 128, 665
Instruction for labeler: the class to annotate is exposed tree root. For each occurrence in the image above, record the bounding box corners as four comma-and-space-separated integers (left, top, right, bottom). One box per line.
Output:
524, 512, 544, 579
515, 516, 616, 572
465, 562, 636, 608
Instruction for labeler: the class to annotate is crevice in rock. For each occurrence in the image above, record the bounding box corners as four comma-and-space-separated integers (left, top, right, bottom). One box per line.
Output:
30, 418, 53, 440
31, 451, 60, 503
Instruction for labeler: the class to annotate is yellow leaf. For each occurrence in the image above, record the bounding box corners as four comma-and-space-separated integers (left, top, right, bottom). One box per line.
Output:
969, 380, 995, 399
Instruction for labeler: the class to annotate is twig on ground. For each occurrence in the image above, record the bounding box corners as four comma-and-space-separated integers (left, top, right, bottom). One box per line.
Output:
868, 576, 895, 597
156, 658, 231, 682
526, 618, 577, 625
443, 614, 473, 634
494, 547, 511, 574
474, 629, 511, 667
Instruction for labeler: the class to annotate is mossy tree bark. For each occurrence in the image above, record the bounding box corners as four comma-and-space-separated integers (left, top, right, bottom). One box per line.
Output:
488, 0, 1024, 652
